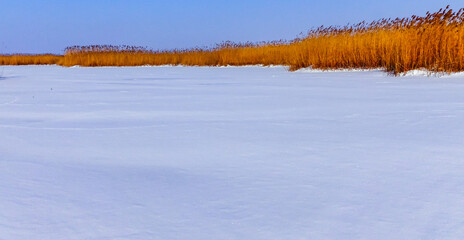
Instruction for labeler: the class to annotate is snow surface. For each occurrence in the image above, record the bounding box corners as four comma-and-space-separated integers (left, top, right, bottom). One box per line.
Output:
1, 66, 464, 239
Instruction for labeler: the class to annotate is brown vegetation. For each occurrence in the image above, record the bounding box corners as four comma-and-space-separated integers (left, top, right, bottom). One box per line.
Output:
0, 54, 62, 65
1, 6, 464, 75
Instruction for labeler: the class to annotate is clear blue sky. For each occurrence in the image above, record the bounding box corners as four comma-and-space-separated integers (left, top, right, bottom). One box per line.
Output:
1, 0, 463, 54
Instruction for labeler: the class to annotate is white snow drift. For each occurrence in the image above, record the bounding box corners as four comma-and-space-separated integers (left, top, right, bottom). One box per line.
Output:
1, 66, 464, 239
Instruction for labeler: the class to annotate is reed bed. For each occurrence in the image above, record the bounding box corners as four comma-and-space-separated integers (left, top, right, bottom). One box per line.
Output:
0, 54, 63, 65
1, 6, 464, 75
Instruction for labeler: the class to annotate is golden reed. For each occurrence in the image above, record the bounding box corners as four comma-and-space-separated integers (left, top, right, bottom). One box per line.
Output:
2, 6, 464, 75
0, 54, 62, 65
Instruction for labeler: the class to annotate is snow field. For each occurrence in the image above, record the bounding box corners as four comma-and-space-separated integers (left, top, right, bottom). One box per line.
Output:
1, 66, 464, 239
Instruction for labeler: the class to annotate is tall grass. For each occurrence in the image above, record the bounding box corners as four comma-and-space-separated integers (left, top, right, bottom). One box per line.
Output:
0, 54, 63, 65
2, 6, 464, 75
287, 6, 464, 74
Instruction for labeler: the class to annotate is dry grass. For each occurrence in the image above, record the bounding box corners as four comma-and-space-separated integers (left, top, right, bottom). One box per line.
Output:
1, 6, 464, 75
0, 54, 63, 65
287, 6, 464, 74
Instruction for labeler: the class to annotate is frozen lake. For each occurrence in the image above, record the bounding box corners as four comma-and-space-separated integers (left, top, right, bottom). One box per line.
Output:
1, 66, 464, 239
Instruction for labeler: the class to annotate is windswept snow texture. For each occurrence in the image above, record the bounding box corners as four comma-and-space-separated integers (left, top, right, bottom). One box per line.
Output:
1, 66, 464, 240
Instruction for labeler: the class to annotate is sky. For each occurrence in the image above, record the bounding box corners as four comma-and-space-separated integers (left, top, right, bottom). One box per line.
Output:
1, 0, 463, 54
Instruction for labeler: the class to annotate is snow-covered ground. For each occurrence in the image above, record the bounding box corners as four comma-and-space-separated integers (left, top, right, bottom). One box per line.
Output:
1, 66, 464, 239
